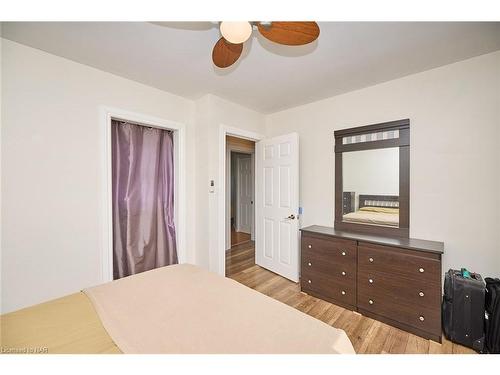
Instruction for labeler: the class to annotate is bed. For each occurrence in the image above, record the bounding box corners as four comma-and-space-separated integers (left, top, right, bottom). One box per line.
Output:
342, 194, 399, 227
1, 264, 355, 354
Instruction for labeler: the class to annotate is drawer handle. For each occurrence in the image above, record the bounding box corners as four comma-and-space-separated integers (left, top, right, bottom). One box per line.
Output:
419, 316, 425, 322
341, 251, 346, 256
368, 299, 374, 305
341, 290, 346, 295
307, 279, 312, 284
419, 268, 425, 273
419, 291, 425, 297
369, 257, 374, 263
308, 245, 312, 249
368, 278, 374, 284
307, 262, 312, 267
341, 271, 346, 276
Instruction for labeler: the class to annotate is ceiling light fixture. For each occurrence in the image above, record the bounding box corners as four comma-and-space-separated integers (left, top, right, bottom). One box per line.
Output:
219, 21, 253, 44
212, 22, 320, 68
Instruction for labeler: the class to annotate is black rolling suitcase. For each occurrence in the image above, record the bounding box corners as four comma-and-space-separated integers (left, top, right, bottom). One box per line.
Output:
485, 277, 500, 353
442, 269, 485, 352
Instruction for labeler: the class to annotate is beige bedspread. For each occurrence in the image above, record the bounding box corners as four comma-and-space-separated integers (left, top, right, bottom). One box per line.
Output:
343, 210, 399, 227
1, 292, 120, 353
84, 264, 355, 354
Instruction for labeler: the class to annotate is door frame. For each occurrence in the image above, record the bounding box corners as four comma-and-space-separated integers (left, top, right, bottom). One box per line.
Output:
219, 125, 263, 276
100, 106, 187, 283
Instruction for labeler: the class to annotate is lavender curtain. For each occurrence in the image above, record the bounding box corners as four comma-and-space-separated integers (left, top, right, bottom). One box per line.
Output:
112, 120, 177, 279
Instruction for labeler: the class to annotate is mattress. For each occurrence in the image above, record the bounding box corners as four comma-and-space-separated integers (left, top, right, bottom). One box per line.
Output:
1, 264, 354, 354
343, 210, 399, 227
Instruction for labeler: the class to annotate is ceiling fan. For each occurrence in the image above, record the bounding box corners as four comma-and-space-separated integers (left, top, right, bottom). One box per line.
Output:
212, 21, 320, 68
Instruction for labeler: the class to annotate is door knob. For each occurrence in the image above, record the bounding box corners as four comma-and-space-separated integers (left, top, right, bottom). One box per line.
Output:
285, 214, 295, 220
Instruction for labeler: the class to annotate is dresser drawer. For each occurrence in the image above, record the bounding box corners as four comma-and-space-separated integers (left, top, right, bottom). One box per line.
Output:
301, 270, 356, 307
301, 247, 356, 280
301, 235, 357, 267
302, 256, 356, 285
358, 242, 441, 285
358, 287, 441, 335
357, 268, 441, 309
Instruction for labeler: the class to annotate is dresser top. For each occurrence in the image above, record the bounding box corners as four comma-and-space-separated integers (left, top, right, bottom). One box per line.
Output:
300, 225, 444, 254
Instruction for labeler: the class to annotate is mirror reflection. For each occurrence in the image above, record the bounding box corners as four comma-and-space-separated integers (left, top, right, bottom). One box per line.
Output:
342, 147, 399, 228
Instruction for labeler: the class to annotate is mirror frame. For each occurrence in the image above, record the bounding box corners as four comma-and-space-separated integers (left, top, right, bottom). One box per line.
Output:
334, 119, 410, 238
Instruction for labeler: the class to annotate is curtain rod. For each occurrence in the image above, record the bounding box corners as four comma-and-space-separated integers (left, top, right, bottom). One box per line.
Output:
112, 118, 173, 132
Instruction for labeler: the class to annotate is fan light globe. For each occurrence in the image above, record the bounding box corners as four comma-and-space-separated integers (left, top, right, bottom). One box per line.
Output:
220, 22, 252, 44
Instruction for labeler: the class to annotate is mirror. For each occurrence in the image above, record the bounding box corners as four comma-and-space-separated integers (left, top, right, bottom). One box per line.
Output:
334, 119, 410, 238
342, 148, 399, 228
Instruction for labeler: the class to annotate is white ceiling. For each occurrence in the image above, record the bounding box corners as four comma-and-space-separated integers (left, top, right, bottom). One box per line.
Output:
2, 22, 500, 113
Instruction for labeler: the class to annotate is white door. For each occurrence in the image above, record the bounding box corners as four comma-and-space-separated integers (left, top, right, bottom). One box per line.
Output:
255, 133, 299, 282
237, 156, 253, 234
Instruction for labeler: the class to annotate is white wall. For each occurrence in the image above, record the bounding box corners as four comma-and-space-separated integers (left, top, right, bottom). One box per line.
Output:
0, 37, 3, 313
1, 39, 198, 313
266, 51, 500, 277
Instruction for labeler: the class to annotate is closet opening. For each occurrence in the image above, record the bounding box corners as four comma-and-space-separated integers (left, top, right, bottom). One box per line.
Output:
101, 108, 186, 283
111, 119, 177, 279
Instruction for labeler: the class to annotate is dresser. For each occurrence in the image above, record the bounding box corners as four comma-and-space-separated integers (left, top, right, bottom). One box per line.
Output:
342, 192, 355, 214
300, 225, 444, 342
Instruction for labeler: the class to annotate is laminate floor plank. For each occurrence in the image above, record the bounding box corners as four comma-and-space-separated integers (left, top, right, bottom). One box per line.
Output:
225, 242, 475, 355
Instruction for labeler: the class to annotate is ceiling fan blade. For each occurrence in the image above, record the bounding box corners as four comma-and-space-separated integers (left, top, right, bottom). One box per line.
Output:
212, 37, 243, 68
257, 22, 320, 46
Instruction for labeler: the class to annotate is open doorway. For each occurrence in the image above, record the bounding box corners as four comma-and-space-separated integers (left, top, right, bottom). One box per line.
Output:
225, 135, 255, 276
218, 126, 299, 281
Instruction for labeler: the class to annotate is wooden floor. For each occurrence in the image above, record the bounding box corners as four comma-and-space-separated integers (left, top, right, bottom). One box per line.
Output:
231, 229, 251, 246
226, 241, 476, 354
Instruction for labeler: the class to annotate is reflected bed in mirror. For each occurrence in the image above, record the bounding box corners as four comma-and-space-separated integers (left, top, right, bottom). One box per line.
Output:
343, 194, 399, 227
342, 147, 399, 228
